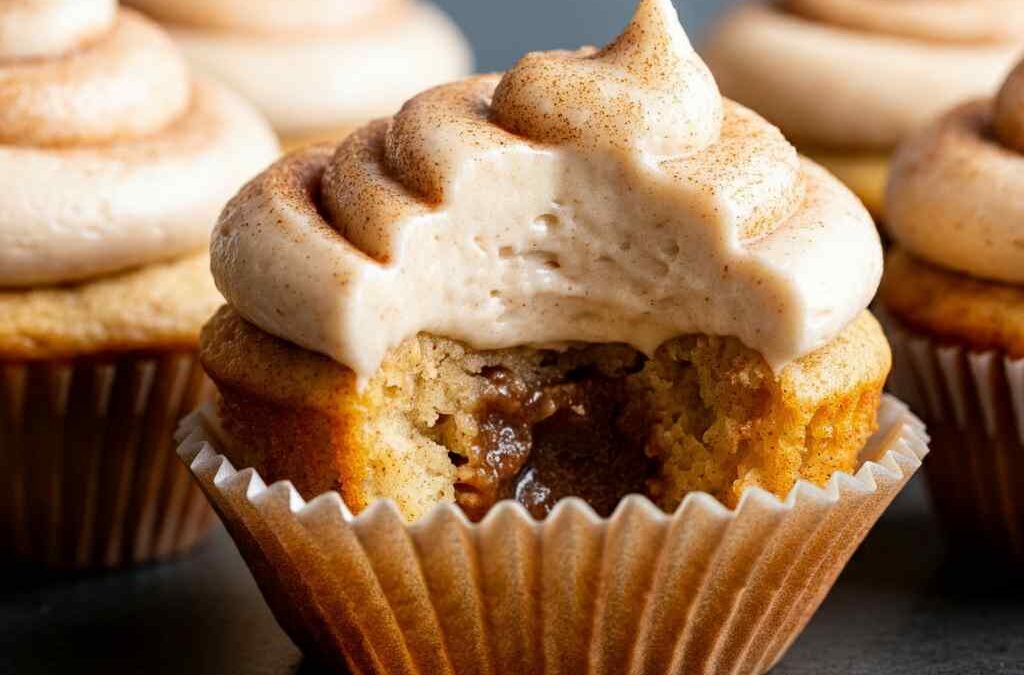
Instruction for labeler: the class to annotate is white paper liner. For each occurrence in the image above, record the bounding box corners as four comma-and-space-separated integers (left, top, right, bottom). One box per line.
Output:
0, 352, 217, 568
887, 317, 1024, 560
177, 395, 926, 675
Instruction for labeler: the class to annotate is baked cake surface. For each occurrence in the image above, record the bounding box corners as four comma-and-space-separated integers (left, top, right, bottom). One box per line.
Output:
881, 248, 1024, 358
0, 252, 222, 360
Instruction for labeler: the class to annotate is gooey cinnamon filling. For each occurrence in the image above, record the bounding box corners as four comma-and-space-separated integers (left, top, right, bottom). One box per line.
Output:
453, 366, 655, 520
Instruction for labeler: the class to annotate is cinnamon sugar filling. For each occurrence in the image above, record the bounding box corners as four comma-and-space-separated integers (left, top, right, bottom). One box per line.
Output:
452, 365, 655, 520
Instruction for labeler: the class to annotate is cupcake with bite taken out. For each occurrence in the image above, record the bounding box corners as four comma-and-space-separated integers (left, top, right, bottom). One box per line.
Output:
0, 0, 279, 568
704, 0, 1024, 220
178, 1, 927, 672
881, 58, 1024, 565
125, 0, 472, 151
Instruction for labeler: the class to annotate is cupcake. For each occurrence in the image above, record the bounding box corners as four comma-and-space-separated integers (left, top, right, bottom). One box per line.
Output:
125, 0, 473, 151
704, 0, 1024, 219
178, 1, 927, 672
0, 0, 279, 568
881, 58, 1024, 564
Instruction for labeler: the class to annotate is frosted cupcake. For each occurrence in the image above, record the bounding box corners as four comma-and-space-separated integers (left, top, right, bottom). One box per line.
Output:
704, 0, 1024, 219
0, 0, 279, 568
881, 58, 1024, 564
125, 0, 472, 151
178, 1, 927, 672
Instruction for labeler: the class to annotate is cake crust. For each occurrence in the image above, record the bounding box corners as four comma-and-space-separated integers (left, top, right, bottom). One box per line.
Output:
0, 252, 222, 360
881, 247, 1024, 358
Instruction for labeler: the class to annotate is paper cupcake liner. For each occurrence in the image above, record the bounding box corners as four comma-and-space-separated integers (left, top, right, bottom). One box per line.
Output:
0, 352, 217, 568
178, 395, 926, 675
886, 318, 1024, 561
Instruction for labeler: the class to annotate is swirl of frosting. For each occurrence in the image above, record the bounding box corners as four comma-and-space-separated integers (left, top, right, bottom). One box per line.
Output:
0, 4, 279, 288
887, 59, 1024, 285
123, 0, 471, 137
212, 0, 881, 382
124, 0, 401, 34
0, 0, 116, 59
705, 2, 1024, 149
0, 5, 189, 147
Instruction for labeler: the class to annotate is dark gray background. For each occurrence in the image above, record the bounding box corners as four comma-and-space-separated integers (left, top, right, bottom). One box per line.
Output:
434, 0, 743, 72
6, 479, 1024, 674
4, 3, 1024, 674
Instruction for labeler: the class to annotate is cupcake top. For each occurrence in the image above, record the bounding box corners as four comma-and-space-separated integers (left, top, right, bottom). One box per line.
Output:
212, 0, 881, 383
124, 0, 472, 137
704, 0, 1024, 150
887, 59, 1024, 285
0, 0, 279, 288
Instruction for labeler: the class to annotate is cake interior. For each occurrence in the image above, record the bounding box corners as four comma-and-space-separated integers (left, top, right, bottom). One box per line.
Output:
355, 332, 872, 520
203, 308, 887, 522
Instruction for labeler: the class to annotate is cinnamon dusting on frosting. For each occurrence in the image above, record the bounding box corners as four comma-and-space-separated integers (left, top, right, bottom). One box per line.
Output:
213, 0, 881, 382
0, 9, 189, 147
491, 0, 721, 157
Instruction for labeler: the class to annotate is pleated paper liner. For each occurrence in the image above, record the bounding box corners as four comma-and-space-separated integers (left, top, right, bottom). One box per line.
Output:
178, 395, 926, 675
887, 318, 1024, 563
0, 351, 218, 569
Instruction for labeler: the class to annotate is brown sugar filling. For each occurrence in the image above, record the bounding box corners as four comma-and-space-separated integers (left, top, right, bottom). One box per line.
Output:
453, 365, 656, 520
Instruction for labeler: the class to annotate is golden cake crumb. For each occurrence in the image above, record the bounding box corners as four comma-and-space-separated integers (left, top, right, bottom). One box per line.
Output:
0, 252, 222, 360
881, 247, 1024, 358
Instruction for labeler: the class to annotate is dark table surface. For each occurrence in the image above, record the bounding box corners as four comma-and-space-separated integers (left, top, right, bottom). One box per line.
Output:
3, 476, 1023, 675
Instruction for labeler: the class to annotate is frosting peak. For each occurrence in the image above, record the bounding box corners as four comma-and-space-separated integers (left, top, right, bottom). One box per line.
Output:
0, 0, 116, 60
491, 0, 721, 158
213, 0, 881, 383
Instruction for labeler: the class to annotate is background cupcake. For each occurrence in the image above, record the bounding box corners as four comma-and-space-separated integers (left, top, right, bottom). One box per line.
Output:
703, 0, 1024, 219
125, 0, 473, 151
881, 58, 1024, 564
0, 0, 279, 568
179, 2, 927, 672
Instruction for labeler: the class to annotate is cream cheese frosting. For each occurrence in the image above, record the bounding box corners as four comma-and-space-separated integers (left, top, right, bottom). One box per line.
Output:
125, 0, 471, 137
704, 2, 1024, 150
212, 0, 882, 383
0, 1, 279, 288
786, 0, 1024, 43
0, 0, 116, 59
123, 0, 401, 33
887, 59, 1024, 285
